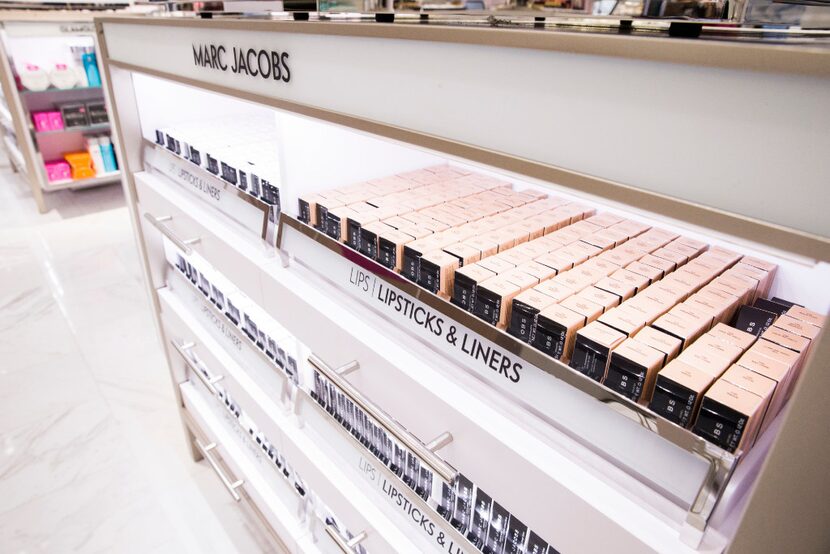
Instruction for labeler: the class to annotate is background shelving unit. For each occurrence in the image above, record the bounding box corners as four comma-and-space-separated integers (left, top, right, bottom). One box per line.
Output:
0, 10, 123, 213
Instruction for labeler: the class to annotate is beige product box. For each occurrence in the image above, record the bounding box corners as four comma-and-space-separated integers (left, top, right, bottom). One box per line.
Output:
674, 303, 716, 333
606, 338, 666, 403
773, 315, 822, 340
511, 240, 552, 259
581, 232, 617, 252
665, 241, 704, 260
786, 305, 826, 328
326, 205, 358, 243
761, 326, 811, 355
623, 293, 673, 325
443, 242, 483, 267
572, 241, 604, 260
553, 245, 591, 267
549, 228, 582, 245
649, 360, 718, 428
679, 334, 743, 377
569, 321, 627, 382
501, 268, 540, 291
633, 326, 682, 365
751, 339, 802, 379
478, 255, 517, 276
674, 236, 708, 252
609, 220, 651, 238
721, 364, 777, 429
707, 246, 743, 266
529, 212, 571, 234
395, 223, 433, 241
729, 262, 773, 300
508, 288, 558, 343
534, 251, 575, 274
584, 213, 624, 228
683, 260, 723, 283
344, 210, 381, 250
693, 377, 770, 453
663, 270, 706, 297
708, 322, 756, 351
610, 269, 651, 295
652, 310, 709, 351
600, 245, 646, 268
597, 306, 647, 337
463, 237, 500, 260
419, 250, 460, 299
534, 279, 576, 303
652, 247, 689, 270
533, 303, 587, 363
497, 248, 536, 267
517, 260, 558, 282
576, 286, 621, 312
737, 350, 792, 429
583, 257, 620, 278
501, 223, 532, 245
593, 227, 631, 249
452, 263, 497, 312
533, 250, 574, 274
560, 295, 604, 324
474, 277, 524, 328
625, 261, 664, 286
594, 276, 637, 303
722, 270, 761, 303
481, 230, 517, 253
564, 220, 602, 237
647, 280, 689, 306
628, 236, 666, 254
377, 228, 416, 272
685, 292, 732, 323
553, 265, 605, 293
645, 227, 680, 243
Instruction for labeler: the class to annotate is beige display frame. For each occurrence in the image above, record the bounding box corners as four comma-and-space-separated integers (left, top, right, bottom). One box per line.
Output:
97, 14, 830, 554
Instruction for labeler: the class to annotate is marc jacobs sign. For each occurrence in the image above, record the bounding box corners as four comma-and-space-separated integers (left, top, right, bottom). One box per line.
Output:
192, 43, 291, 83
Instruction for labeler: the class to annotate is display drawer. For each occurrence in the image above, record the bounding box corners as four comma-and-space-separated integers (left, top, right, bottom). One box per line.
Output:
160, 274, 292, 426
259, 240, 722, 552
162, 281, 428, 552
180, 380, 309, 553
134, 170, 271, 304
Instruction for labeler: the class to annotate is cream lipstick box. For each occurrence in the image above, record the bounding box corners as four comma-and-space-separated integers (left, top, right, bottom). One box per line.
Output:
605, 338, 666, 402
649, 359, 717, 428
508, 288, 558, 344
533, 303, 588, 363
569, 321, 627, 382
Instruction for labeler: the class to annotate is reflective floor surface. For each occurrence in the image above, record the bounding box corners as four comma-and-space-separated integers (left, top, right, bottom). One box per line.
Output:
0, 161, 276, 553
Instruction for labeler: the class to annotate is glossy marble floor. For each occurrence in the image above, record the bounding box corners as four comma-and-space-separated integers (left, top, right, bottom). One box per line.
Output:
0, 162, 276, 553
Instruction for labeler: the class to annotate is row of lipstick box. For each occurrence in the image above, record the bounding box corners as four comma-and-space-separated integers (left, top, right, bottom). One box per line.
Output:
296, 165, 825, 453
170, 238, 555, 554
157, 126, 281, 209
312, 360, 558, 554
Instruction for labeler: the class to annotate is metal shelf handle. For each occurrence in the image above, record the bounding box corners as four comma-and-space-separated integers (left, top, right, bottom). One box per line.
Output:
143, 212, 200, 254
308, 353, 457, 484
172, 340, 224, 396
194, 439, 244, 502
325, 526, 367, 553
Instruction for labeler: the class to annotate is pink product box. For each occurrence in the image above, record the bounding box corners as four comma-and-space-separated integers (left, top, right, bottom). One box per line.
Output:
45, 160, 71, 182
31, 111, 64, 132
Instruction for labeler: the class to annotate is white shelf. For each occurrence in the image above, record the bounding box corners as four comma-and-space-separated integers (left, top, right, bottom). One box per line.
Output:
43, 170, 120, 191
34, 122, 110, 136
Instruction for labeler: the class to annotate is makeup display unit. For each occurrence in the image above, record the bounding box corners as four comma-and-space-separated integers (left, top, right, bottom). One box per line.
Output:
0, 11, 124, 213
98, 14, 830, 554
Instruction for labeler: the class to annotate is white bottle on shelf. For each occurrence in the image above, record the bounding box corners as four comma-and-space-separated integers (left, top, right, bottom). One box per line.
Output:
86, 136, 105, 176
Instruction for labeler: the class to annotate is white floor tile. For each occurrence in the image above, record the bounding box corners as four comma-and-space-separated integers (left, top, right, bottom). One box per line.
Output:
0, 162, 272, 553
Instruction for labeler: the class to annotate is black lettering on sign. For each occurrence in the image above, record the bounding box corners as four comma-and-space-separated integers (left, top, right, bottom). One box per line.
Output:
193, 43, 292, 84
